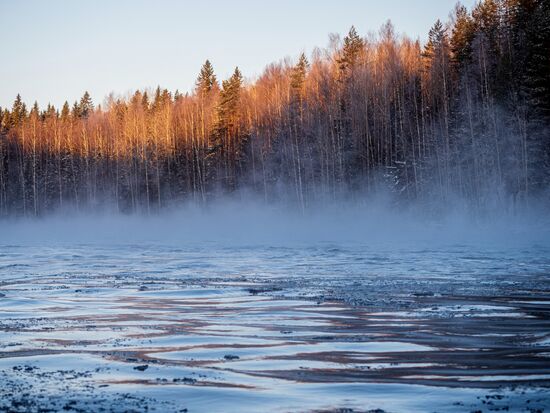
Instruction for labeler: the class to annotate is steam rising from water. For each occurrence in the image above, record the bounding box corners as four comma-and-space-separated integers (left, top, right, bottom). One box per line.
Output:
2, 196, 549, 247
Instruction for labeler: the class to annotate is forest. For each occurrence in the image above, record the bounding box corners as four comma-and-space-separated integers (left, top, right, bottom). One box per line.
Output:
0, 0, 548, 216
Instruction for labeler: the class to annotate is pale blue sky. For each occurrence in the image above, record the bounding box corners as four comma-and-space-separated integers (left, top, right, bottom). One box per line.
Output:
0, 0, 477, 109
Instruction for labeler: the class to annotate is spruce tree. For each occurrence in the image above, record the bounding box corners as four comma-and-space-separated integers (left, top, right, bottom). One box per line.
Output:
217, 67, 243, 131
10, 94, 27, 127
60, 101, 70, 120
291, 53, 309, 95
71, 101, 80, 118
79, 91, 93, 118
337, 26, 364, 78
524, 0, 550, 117
210, 67, 244, 188
425, 20, 447, 57
30, 101, 39, 117
142, 91, 150, 111
450, 4, 476, 71
290, 53, 309, 119
423, 19, 451, 80
472, 0, 501, 56
196, 60, 218, 96
44, 103, 56, 120
153, 86, 162, 110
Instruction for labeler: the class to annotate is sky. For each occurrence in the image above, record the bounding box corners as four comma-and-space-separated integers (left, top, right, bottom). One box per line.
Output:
0, 0, 477, 109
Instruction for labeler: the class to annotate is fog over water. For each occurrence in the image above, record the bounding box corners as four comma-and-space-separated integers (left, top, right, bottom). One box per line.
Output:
2, 195, 549, 247
1, 1, 549, 410
1, 196, 550, 413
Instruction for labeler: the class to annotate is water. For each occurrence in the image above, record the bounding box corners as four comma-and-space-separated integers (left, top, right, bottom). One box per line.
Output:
1, 242, 549, 412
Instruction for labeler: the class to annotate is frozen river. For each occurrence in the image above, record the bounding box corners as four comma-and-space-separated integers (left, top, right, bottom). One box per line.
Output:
1, 242, 549, 412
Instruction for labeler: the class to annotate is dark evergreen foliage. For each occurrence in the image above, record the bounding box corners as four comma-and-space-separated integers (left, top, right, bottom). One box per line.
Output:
0, 0, 548, 216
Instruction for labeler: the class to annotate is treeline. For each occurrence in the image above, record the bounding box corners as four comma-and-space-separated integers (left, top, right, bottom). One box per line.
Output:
0, 0, 549, 216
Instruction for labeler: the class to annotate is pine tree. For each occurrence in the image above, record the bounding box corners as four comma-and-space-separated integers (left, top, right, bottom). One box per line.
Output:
472, 0, 501, 55
79, 91, 94, 118
196, 60, 218, 96
0, 1, 548, 215
450, 4, 476, 70
337, 26, 364, 78
153, 87, 171, 111
524, 0, 550, 117
291, 53, 309, 96
60, 101, 70, 120
473, 0, 501, 31
424, 20, 448, 65
423, 19, 452, 94
44, 103, 56, 120
71, 101, 80, 118
130, 89, 142, 108
211, 67, 244, 189
10, 94, 27, 128
141, 91, 150, 111
153, 86, 162, 111
217, 67, 243, 133
30, 101, 39, 117
504, 0, 537, 28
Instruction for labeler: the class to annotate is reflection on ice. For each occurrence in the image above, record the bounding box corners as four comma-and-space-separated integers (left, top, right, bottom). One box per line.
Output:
1, 243, 549, 412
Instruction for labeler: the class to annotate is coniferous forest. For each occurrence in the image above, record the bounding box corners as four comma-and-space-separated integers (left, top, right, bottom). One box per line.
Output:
0, 0, 549, 216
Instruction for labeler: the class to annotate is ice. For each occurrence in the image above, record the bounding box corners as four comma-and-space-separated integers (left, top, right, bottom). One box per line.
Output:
1, 242, 549, 412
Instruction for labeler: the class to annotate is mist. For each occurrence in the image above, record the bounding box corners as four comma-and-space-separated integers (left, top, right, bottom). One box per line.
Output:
2, 193, 548, 248
2, 1, 550, 412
